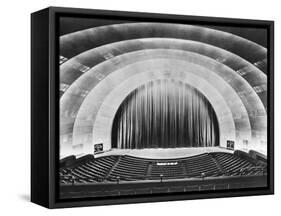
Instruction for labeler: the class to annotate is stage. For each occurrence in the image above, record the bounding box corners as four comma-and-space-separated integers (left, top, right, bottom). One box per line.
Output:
92, 147, 234, 159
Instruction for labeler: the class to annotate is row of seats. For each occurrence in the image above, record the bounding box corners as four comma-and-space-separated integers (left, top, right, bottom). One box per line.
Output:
60, 155, 118, 184
211, 153, 266, 176
150, 162, 185, 179
184, 154, 222, 177
108, 156, 149, 181
60, 152, 266, 184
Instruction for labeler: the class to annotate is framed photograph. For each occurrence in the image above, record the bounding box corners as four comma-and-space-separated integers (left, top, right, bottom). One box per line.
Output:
31, 7, 274, 208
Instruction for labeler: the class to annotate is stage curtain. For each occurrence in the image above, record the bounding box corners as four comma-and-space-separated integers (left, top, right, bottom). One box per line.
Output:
112, 79, 219, 149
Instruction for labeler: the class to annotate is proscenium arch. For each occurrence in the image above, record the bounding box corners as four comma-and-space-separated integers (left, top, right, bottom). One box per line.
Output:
60, 38, 267, 107
67, 59, 256, 155
60, 23, 266, 65
60, 50, 266, 144
89, 70, 237, 154
68, 69, 237, 154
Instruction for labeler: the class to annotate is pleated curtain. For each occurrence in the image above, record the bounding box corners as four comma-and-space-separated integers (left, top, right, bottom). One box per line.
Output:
112, 79, 219, 149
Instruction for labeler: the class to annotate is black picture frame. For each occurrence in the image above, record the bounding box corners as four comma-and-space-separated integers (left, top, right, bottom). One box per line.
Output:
31, 6, 274, 208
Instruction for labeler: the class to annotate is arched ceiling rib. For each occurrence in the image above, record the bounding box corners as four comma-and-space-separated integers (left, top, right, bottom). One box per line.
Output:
60, 38, 267, 108
60, 23, 267, 66
60, 50, 266, 133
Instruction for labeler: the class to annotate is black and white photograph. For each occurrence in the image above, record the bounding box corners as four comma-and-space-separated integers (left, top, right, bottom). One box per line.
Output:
58, 14, 271, 200
1, 0, 280, 214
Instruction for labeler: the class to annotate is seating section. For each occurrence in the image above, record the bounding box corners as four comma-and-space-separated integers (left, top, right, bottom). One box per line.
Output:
108, 156, 149, 181
211, 153, 266, 176
60, 155, 118, 184
149, 161, 185, 179
185, 154, 222, 177
60, 152, 266, 184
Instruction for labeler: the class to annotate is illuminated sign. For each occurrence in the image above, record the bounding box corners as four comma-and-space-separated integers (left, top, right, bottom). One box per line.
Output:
227, 140, 235, 150
156, 162, 178, 166
94, 143, 103, 154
